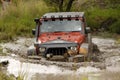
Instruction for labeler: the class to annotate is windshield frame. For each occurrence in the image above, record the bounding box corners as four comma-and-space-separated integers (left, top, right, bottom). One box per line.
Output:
40, 19, 84, 33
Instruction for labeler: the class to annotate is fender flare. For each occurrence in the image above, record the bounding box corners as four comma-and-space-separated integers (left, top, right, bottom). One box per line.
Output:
27, 45, 36, 56
79, 43, 89, 56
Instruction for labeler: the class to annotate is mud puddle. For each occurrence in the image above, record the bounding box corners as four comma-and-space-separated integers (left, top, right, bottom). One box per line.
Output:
1, 56, 120, 80
0, 37, 120, 80
0, 56, 101, 80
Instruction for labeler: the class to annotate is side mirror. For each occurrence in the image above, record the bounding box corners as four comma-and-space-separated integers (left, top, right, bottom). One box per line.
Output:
86, 27, 91, 33
34, 18, 39, 23
32, 29, 36, 35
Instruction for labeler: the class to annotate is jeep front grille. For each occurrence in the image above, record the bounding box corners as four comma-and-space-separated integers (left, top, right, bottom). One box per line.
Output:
46, 48, 67, 55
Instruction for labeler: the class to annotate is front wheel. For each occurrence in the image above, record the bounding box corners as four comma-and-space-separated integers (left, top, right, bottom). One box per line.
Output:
87, 33, 100, 62
87, 33, 93, 61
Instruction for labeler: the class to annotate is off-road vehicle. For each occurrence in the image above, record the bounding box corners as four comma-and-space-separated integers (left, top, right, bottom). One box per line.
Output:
28, 12, 94, 62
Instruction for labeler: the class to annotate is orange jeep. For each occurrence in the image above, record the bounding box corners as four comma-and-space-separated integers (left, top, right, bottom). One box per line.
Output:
28, 12, 93, 61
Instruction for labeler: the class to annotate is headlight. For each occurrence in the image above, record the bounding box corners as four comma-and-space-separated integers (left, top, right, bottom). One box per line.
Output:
39, 47, 46, 52
79, 43, 89, 55
70, 46, 77, 51
38, 40, 41, 43
79, 48, 88, 55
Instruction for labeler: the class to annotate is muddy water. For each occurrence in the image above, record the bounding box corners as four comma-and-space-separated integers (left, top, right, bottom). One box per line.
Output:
1, 56, 120, 80
0, 37, 120, 80
0, 56, 101, 80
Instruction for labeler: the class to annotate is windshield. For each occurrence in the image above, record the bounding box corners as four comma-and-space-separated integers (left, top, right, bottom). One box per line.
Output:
40, 19, 82, 32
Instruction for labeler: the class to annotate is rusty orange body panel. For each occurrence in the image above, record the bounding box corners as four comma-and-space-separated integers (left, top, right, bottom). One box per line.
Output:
38, 32, 85, 44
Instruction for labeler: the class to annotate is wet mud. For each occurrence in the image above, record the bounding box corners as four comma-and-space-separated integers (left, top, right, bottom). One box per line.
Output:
0, 37, 120, 80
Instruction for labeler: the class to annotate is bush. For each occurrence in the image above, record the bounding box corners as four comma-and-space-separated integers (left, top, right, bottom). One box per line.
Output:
0, 0, 52, 41
85, 8, 120, 29
72, 0, 120, 34
0, 71, 14, 80
109, 20, 120, 34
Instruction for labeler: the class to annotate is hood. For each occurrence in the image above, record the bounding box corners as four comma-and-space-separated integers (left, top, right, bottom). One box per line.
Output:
38, 32, 85, 44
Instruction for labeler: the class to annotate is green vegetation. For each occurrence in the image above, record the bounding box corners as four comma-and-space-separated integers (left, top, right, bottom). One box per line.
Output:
116, 38, 120, 44
72, 0, 120, 34
0, 64, 24, 80
0, 0, 53, 41
0, 70, 24, 80
0, 0, 119, 41
0, 71, 14, 80
0, 47, 6, 56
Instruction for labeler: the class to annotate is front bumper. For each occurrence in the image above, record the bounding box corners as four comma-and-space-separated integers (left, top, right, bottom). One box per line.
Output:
35, 42, 78, 56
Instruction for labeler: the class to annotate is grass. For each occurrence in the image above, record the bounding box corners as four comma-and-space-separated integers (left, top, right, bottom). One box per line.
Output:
0, 61, 26, 80
0, 47, 7, 56
116, 39, 120, 44
0, 0, 53, 42
0, 71, 14, 80
0, 70, 24, 80
17, 69, 29, 80
0, 0, 120, 42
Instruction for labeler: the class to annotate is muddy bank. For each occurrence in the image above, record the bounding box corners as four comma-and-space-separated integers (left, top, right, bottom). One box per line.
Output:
0, 37, 34, 56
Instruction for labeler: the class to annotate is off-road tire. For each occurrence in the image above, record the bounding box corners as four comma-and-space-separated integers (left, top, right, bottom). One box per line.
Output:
87, 33, 93, 61
87, 34, 100, 62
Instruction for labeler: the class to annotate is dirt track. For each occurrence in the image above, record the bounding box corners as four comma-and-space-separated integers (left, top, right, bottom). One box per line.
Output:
0, 37, 120, 80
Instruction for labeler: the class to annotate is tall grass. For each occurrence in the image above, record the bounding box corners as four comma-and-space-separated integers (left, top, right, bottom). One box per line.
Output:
0, 60, 28, 80
0, 0, 52, 41
0, 71, 14, 80
0, 70, 24, 80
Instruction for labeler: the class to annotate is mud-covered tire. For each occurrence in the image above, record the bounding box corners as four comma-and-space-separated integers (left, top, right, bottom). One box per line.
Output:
91, 43, 101, 62
87, 33, 100, 62
87, 33, 93, 61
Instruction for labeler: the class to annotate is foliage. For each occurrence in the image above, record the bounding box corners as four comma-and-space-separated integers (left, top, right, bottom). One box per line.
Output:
72, 0, 120, 34
0, 0, 52, 41
0, 47, 7, 56
0, 0, 120, 41
109, 19, 120, 34
0, 71, 14, 80
0, 60, 25, 80
44, 0, 74, 11
116, 39, 120, 44
86, 8, 120, 30
0, 70, 24, 80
